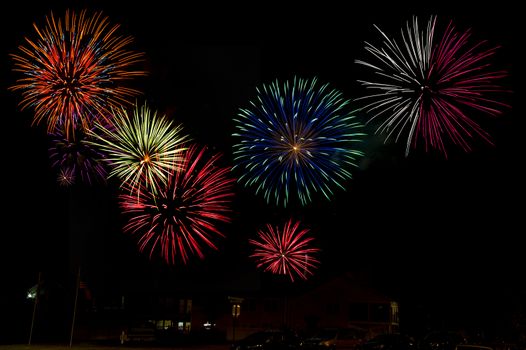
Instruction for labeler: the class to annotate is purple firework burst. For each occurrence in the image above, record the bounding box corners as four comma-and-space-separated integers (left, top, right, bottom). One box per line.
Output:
49, 126, 108, 186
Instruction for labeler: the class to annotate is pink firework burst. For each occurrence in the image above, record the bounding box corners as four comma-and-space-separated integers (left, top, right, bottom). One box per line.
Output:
249, 219, 320, 282
356, 16, 509, 157
119, 144, 236, 265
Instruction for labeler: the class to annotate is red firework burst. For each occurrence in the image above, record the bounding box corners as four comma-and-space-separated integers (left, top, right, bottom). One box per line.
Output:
119, 144, 236, 265
10, 9, 145, 137
249, 219, 320, 282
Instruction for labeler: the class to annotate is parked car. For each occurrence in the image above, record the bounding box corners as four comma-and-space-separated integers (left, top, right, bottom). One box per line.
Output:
420, 331, 466, 350
456, 345, 494, 350
359, 333, 415, 350
302, 329, 338, 349
120, 321, 157, 344
231, 329, 303, 350
336, 327, 369, 349
302, 327, 368, 349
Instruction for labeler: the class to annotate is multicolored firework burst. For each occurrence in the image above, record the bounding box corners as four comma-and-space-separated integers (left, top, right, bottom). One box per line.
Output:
88, 103, 188, 195
249, 219, 320, 282
119, 144, 236, 265
232, 77, 365, 207
355, 16, 509, 157
49, 126, 108, 186
10, 9, 145, 137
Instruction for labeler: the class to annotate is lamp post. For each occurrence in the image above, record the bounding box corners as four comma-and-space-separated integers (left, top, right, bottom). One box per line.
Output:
228, 296, 243, 343
28, 271, 42, 345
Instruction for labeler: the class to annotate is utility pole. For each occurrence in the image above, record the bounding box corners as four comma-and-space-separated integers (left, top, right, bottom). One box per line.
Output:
69, 267, 81, 347
28, 271, 42, 345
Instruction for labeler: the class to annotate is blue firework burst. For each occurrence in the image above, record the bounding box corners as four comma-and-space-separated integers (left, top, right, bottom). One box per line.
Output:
232, 77, 366, 207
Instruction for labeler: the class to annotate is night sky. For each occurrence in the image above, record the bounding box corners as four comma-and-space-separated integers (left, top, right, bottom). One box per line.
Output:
0, 0, 523, 341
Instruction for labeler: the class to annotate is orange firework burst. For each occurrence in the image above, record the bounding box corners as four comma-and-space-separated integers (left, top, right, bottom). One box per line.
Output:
10, 9, 146, 137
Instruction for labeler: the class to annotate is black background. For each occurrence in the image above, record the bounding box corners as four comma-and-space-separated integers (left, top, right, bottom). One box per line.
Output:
0, 0, 522, 342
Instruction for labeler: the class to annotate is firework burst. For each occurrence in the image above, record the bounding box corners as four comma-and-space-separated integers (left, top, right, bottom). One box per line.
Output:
233, 77, 365, 207
249, 219, 320, 282
88, 102, 188, 195
119, 144, 236, 265
49, 125, 108, 186
57, 167, 76, 187
355, 16, 509, 157
10, 9, 145, 136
